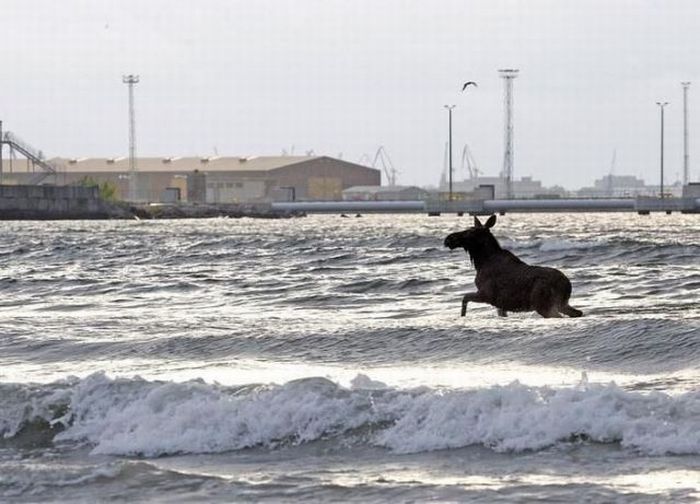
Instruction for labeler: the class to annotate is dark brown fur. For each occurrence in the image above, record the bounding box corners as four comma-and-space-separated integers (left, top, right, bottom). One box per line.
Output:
444, 215, 583, 318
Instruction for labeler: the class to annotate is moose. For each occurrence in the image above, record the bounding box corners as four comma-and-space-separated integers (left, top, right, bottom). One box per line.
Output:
444, 215, 583, 318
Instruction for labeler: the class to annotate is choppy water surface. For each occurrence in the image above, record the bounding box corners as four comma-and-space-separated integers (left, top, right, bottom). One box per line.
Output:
0, 213, 698, 502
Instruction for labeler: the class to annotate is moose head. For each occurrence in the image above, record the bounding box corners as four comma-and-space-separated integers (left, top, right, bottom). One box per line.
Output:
444, 215, 498, 251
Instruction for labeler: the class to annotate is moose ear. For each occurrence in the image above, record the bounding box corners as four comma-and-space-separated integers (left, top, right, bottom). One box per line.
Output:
484, 215, 497, 228
474, 216, 483, 228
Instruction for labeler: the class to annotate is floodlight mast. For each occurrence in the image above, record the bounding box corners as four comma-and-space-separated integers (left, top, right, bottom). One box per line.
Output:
499, 69, 519, 199
122, 74, 140, 201
682, 82, 691, 185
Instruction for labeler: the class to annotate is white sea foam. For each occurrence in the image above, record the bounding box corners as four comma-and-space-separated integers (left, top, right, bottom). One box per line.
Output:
52, 373, 379, 456
499, 238, 604, 252
4, 373, 700, 457
50, 462, 124, 487
350, 373, 388, 390
376, 382, 700, 455
538, 239, 603, 252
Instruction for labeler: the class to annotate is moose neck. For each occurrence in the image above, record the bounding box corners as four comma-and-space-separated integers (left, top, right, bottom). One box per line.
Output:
465, 234, 502, 270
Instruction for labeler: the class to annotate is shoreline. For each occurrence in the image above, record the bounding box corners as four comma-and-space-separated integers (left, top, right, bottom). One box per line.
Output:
0, 202, 306, 220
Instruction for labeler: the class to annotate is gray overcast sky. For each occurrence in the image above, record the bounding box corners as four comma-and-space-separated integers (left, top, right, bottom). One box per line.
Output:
2, 0, 699, 189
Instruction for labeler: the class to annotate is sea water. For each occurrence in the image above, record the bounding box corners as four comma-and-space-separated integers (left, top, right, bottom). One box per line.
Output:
0, 213, 698, 502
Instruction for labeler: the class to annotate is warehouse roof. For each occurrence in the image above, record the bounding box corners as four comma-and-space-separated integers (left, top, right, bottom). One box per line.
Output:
38, 156, 322, 173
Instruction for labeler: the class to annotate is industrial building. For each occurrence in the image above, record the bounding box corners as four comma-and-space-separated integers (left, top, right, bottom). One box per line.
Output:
342, 185, 429, 201
577, 174, 684, 198
443, 176, 566, 199
0, 156, 380, 203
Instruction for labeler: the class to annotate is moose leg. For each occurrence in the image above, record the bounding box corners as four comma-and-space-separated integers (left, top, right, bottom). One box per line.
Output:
561, 304, 583, 317
461, 292, 485, 317
497, 308, 508, 317
532, 281, 562, 318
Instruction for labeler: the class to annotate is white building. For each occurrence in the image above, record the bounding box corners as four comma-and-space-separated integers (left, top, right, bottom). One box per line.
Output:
577, 174, 683, 198
442, 176, 566, 199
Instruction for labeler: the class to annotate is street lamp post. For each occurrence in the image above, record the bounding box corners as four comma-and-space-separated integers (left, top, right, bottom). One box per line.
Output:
656, 101, 669, 199
444, 105, 456, 201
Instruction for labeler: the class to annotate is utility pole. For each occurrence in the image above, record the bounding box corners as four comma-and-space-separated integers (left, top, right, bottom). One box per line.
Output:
122, 75, 140, 201
682, 82, 691, 185
656, 101, 669, 198
444, 105, 456, 201
499, 69, 519, 199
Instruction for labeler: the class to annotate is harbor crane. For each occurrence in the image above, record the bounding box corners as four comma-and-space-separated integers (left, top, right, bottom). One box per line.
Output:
372, 146, 398, 186
460, 144, 481, 180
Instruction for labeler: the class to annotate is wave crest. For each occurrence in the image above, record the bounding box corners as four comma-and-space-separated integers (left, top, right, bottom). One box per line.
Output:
2, 373, 699, 457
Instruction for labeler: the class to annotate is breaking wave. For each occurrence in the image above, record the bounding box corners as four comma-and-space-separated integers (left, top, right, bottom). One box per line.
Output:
2, 373, 699, 457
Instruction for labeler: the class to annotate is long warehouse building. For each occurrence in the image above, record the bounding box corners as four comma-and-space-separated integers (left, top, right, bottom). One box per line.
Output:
0, 155, 381, 203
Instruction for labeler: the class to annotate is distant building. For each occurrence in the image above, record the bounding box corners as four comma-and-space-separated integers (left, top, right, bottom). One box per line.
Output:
342, 185, 429, 201
683, 182, 700, 198
577, 174, 647, 197
0, 156, 380, 203
442, 175, 566, 199
576, 174, 686, 198
428, 184, 496, 201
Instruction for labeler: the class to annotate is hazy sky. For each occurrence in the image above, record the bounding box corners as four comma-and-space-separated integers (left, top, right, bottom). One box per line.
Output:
2, 0, 700, 188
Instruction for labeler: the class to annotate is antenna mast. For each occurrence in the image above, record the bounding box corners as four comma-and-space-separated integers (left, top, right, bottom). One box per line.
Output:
122, 74, 140, 201
682, 82, 691, 185
499, 69, 519, 199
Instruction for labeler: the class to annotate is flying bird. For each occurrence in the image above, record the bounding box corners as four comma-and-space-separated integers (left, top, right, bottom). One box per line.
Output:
462, 81, 478, 91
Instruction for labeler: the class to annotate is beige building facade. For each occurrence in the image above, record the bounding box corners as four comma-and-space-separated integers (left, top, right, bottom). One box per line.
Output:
0, 156, 381, 203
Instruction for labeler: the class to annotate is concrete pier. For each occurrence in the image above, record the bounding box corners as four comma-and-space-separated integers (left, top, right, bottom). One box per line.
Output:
0, 185, 116, 219
272, 197, 700, 215
0, 186, 303, 220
